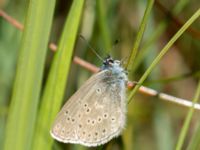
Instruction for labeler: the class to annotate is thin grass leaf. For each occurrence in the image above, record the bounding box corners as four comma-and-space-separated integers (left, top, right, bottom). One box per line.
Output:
97, 0, 112, 52
3, 0, 56, 149
128, 8, 200, 102
126, 0, 154, 71
131, 21, 166, 73
175, 79, 200, 150
187, 122, 200, 150
173, 0, 190, 14
131, 0, 190, 73
32, 1, 85, 150
0, 13, 22, 148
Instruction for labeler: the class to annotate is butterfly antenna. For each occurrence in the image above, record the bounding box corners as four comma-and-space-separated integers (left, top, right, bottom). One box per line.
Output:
79, 35, 104, 62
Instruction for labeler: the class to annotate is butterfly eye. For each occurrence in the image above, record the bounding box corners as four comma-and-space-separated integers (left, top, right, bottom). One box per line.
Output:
103, 57, 114, 66
108, 59, 114, 64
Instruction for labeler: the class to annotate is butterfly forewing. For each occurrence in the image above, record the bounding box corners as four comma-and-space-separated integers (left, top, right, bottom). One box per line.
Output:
50, 70, 127, 146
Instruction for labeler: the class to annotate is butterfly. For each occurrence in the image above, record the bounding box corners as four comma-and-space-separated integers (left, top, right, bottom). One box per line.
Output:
50, 56, 128, 147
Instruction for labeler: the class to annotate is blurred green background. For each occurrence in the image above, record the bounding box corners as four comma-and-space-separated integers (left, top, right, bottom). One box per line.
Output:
0, 0, 200, 150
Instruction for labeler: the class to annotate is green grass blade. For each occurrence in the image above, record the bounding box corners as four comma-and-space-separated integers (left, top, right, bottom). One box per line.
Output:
97, 0, 112, 52
126, 0, 154, 71
128, 7, 200, 102
131, 21, 166, 73
32, 1, 85, 150
175, 80, 200, 150
131, 0, 190, 73
3, 0, 56, 149
173, 0, 190, 14
187, 122, 200, 150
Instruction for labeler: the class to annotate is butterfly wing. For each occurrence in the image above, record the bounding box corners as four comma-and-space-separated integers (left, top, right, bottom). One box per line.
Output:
50, 70, 127, 147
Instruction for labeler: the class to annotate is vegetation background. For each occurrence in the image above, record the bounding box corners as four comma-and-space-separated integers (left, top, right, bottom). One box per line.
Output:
0, 0, 200, 150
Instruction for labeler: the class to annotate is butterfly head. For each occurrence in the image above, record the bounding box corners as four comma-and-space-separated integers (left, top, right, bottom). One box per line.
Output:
101, 56, 128, 81
101, 56, 118, 69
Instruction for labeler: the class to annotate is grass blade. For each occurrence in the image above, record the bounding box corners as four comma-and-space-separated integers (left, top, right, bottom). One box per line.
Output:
175, 80, 200, 150
131, 0, 192, 73
3, 0, 56, 149
126, 0, 154, 71
32, 1, 85, 150
96, 0, 112, 52
187, 122, 200, 150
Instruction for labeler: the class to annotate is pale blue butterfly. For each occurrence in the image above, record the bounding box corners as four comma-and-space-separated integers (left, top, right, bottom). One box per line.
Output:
50, 55, 128, 147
